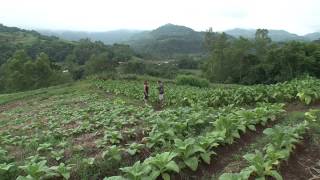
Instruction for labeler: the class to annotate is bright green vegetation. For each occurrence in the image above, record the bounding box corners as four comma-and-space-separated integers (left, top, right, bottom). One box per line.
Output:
1, 21, 320, 180
203, 29, 320, 84
219, 109, 320, 180
96, 76, 320, 107
2, 23, 320, 95
1, 76, 319, 179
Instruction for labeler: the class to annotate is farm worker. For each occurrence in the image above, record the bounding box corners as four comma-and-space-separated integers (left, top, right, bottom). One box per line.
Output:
144, 80, 149, 104
158, 80, 164, 106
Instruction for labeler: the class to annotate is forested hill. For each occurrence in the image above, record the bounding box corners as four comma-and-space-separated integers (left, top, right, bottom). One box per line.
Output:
0, 23, 73, 65
224, 28, 320, 42
0, 24, 134, 65
0, 24, 136, 93
126, 24, 207, 57
37, 24, 320, 57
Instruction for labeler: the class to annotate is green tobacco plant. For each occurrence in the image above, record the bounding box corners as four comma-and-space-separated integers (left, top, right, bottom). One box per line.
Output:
51, 149, 65, 161
126, 143, 145, 156
220, 121, 309, 180
174, 138, 211, 171
120, 161, 151, 180
82, 157, 95, 166
18, 160, 57, 180
0, 147, 10, 163
213, 116, 240, 144
102, 145, 122, 162
50, 163, 74, 180
144, 152, 180, 180
243, 150, 283, 180
37, 143, 53, 152
263, 125, 306, 154
96, 130, 123, 147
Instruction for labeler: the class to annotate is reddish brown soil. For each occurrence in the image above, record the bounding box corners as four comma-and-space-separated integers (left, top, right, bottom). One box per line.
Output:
279, 134, 320, 180
73, 132, 102, 157
0, 100, 24, 113
285, 101, 320, 113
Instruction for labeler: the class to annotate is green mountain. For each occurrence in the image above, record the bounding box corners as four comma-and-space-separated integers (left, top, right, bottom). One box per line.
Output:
304, 32, 320, 41
0, 24, 75, 65
37, 24, 320, 58
225, 28, 320, 42
126, 24, 206, 57
0, 24, 134, 66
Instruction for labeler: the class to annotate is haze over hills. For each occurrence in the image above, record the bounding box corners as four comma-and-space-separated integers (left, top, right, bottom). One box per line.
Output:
3, 23, 320, 58
37, 24, 320, 57
224, 28, 314, 42
125, 24, 206, 57
38, 24, 320, 45
39, 29, 143, 44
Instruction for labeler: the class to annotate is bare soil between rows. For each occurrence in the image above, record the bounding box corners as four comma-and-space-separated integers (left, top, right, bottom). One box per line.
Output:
279, 134, 320, 180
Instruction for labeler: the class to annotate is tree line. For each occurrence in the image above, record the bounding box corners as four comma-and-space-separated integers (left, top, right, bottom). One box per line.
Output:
0, 31, 135, 93
202, 28, 320, 84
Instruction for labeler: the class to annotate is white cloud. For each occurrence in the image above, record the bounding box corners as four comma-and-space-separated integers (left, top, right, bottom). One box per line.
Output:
0, 0, 319, 35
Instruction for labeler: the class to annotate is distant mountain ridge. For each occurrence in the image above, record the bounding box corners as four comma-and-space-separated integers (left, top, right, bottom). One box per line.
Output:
38, 24, 320, 57
224, 28, 309, 42
38, 25, 320, 45
39, 29, 143, 44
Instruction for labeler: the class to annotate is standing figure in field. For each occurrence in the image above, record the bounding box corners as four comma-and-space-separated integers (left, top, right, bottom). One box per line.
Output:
144, 80, 149, 104
158, 80, 164, 107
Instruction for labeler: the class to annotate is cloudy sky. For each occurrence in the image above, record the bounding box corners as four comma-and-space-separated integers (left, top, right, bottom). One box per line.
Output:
0, 0, 319, 35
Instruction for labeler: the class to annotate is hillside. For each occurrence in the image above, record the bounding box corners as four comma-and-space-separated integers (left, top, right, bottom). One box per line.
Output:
0, 24, 75, 65
39, 29, 142, 44
1, 77, 320, 179
225, 28, 320, 42
304, 32, 320, 41
37, 24, 320, 58
126, 24, 206, 57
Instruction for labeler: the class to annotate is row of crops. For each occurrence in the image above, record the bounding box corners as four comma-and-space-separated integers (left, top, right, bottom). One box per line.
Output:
1, 77, 320, 179
106, 103, 285, 180
95, 76, 320, 107
220, 109, 320, 180
0, 90, 286, 179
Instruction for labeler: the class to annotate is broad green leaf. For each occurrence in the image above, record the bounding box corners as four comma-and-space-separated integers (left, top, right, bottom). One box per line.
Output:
269, 170, 283, 180
184, 157, 198, 171
103, 176, 127, 180
200, 152, 211, 164
165, 161, 179, 173
162, 173, 170, 180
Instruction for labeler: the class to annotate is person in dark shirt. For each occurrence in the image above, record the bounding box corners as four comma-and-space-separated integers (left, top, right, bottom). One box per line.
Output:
157, 80, 164, 106
144, 80, 149, 104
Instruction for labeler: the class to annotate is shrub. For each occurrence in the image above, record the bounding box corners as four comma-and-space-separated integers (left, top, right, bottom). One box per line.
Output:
176, 75, 209, 88
121, 60, 146, 75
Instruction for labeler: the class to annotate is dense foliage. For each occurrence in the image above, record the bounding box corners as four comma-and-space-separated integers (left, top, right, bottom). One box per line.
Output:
0, 51, 72, 92
203, 29, 320, 84
220, 110, 319, 180
96, 76, 320, 107
0, 24, 136, 93
128, 24, 206, 58
176, 75, 209, 88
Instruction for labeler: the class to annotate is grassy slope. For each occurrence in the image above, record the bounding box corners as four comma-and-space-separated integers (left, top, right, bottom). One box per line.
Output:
1, 81, 319, 180
0, 80, 150, 179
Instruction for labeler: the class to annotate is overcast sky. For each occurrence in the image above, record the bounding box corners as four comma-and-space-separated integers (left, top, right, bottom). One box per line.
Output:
0, 0, 319, 35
